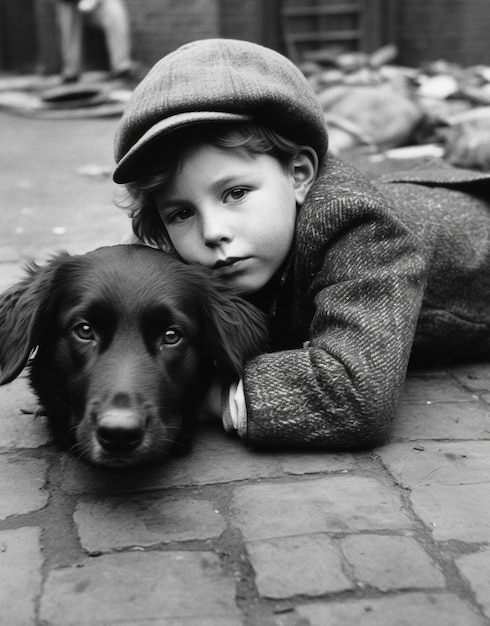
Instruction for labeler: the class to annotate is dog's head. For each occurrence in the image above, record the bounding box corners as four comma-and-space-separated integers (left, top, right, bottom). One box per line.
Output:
0, 245, 269, 467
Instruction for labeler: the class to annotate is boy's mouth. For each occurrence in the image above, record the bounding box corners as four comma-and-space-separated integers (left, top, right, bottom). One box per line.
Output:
213, 257, 251, 278
213, 257, 244, 270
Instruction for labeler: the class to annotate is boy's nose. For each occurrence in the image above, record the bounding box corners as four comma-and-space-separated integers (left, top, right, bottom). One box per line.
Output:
201, 212, 234, 248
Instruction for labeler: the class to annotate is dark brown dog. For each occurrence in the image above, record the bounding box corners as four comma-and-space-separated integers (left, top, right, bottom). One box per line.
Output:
0, 245, 268, 468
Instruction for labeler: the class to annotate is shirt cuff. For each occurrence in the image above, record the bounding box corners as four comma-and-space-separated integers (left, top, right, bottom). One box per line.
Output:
221, 379, 247, 437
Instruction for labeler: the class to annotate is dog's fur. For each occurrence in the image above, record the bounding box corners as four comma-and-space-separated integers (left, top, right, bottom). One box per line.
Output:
0, 245, 269, 468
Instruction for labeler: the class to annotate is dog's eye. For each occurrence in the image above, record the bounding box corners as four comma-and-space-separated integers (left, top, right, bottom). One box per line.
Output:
72, 322, 95, 342
161, 328, 182, 345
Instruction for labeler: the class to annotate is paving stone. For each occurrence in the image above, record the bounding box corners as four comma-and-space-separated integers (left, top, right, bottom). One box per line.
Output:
456, 548, 490, 620
0, 250, 20, 263
391, 401, 490, 440
410, 484, 490, 542
61, 426, 284, 494
0, 527, 43, 626
452, 363, 490, 393
340, 534, 445, 590
0, 455, 48, 520
247, 533, 354, 598
401, 377, 476, 403
75, 494, 226, 552
378, 441, 490, 488
0, 261, 23, 290
231, 476, 412, 541
296, 592, 487, 625
39, 551, 241, 625
0, 411, 51, 450
276, 451, 356, 475
0, 376, 51, 449
273, 615, 312, 626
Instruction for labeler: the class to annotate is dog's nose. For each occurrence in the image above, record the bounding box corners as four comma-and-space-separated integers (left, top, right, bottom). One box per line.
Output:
96, 409, 145, 453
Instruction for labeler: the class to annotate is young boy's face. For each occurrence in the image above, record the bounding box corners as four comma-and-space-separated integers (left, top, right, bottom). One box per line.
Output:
155, 144, 306, 295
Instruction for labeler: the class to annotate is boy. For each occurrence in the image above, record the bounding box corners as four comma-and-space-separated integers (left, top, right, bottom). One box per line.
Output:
112, 39, 490, 449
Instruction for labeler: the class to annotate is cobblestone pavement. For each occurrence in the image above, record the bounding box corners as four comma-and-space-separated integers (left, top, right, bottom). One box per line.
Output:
1, 110, 490, 626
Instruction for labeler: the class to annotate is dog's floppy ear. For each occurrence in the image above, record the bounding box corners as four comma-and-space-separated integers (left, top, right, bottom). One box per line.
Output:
0, 252, 70, 384
201, 284, 270, 380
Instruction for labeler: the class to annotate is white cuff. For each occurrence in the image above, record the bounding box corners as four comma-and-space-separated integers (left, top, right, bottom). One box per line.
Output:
222, 379, 247, 437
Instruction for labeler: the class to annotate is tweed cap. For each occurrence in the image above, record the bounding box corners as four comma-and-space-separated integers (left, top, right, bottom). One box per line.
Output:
113, 38, 328, 183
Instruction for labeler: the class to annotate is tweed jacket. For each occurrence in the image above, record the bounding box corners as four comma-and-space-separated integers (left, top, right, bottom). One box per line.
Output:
242, 154, 490, 450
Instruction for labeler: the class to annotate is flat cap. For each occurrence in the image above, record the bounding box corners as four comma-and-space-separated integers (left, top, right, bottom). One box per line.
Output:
113, 38, 328, 183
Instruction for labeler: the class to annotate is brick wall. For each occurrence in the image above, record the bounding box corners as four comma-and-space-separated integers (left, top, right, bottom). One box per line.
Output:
219, 0, 263, 43
126, 0, 219, 67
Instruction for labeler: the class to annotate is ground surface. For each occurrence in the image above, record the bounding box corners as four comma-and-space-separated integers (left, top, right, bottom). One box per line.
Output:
1, 109, 490, 626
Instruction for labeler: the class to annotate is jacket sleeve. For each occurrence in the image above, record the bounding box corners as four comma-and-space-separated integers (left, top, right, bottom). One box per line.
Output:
242, 160, 428, 450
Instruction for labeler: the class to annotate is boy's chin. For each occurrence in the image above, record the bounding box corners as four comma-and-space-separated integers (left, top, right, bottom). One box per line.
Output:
231, 280, 270, 299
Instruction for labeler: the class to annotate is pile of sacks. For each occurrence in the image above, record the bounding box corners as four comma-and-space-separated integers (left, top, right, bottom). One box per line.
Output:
301, 45, 490, 170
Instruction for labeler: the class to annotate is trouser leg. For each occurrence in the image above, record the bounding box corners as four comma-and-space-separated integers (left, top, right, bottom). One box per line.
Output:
91, 0, 132, 73
56, 2, 83, 78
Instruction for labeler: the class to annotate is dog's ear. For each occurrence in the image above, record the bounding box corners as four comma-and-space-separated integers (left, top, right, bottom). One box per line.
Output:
0, 252, 69, 384
201, 284, 270, 380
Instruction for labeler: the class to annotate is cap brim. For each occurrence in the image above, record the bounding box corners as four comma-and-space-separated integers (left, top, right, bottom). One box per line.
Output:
113, 111, 252, 183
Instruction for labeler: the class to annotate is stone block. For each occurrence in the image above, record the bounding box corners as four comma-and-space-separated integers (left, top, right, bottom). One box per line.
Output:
0, 527, 43, 626
340, 534, 444, 590
378, 441, 490, 488
0, 261, 23, 290
401, 377, 476, 403
0, 375, 51, 449
61, 426, 284, 494
231, 476, 412, 541
410, 484, 490, 542
40, 551, 241, 625
296, 592, 487, 625
0, 455, 48, 520
456, 548, 490, 620
452, 363, 490, 393
276, 451, 356, 475
391, 402, 490, 440
75, 494, 226, 552
247, 534, 354, 598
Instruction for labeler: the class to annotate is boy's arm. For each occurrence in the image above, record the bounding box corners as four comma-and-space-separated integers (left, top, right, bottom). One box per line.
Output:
239, 171, 428, 450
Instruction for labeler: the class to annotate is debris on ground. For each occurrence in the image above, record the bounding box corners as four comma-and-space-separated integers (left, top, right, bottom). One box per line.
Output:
76, 163, 113, 178
2, 51, 490, 170
0, 71, 134, 119
303, 45, 490, 170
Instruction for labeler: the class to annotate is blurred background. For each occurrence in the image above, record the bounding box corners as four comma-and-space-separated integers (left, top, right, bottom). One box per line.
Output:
0, 0, 490, 267
2, 0, 489, 170
1, 0, 488, 75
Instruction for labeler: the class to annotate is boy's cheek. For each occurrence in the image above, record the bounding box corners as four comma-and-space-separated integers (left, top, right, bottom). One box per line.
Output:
171, 237, 207, 266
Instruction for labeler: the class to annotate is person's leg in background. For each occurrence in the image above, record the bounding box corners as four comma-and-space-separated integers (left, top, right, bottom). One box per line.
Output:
90, 0, 134, 77
55, 1, 84, 82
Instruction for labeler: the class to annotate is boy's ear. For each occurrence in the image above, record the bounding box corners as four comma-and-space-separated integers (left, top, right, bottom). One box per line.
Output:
291, 147, 318, 206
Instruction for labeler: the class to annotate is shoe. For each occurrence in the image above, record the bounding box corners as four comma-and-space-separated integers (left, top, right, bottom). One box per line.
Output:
61, 74, 80, 85
110, 66, 142, 87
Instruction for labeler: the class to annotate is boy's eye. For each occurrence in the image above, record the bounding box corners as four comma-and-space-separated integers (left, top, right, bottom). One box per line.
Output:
225, 187, 248, 202
166, 208, 194, 224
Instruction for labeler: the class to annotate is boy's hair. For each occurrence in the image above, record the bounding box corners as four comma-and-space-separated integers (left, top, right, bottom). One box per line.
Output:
120, 122, 305, 249
112, 38, 328, 185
